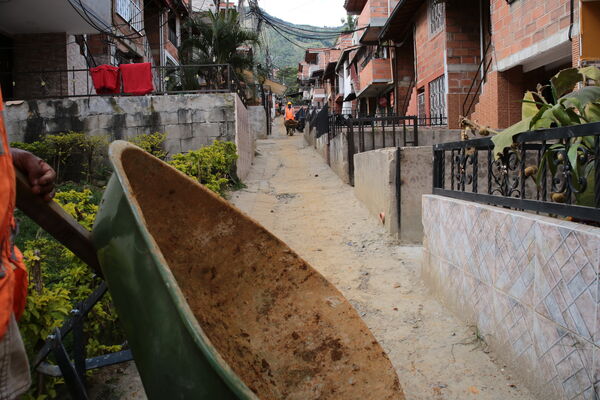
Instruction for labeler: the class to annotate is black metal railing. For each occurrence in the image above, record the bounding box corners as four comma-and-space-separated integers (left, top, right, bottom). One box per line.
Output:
418, 116, 448, 127
327, 114, 419, 186
462, 40, 493, 118
433, 122, 600, 223
2, 64, 250, 105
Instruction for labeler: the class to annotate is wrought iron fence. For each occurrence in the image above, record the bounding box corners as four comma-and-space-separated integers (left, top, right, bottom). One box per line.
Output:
433, 122, 600, 223
325, 114, 419, 186
2, 64, 249, 106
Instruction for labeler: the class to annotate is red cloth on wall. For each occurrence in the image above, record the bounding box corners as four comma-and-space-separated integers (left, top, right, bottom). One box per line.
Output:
90, 65, 121, 95
120, 63, 154, 95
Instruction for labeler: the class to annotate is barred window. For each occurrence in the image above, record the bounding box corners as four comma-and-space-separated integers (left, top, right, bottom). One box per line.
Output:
416, 88, 425, 125
429, 76, 446, 125
429, 0, 445, 35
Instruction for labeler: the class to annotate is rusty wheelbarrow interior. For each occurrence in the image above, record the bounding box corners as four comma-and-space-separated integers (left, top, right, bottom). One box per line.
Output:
92, 141, 404, 399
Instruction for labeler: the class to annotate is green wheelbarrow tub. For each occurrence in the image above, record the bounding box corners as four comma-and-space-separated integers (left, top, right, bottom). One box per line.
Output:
92, 141, 404, 400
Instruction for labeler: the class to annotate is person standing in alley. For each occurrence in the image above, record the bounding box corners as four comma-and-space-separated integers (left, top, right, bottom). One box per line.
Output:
284, 102, 297, 136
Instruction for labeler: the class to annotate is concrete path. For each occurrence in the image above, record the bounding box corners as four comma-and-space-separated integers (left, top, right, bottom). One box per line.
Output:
229, 119, 536, 400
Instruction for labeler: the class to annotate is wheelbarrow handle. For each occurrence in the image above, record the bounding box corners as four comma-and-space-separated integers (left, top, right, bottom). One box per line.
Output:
15, 170, 103, 276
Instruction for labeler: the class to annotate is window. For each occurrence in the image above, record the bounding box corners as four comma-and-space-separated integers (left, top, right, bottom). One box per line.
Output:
417, 88, 426, 124
429, 0, 444, 35
168, 15, 178, 45
429, 75, 446, 125
116, 0, 143, 32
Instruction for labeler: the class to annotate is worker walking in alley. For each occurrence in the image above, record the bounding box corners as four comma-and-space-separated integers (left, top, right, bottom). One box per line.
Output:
0, 88, 56, 399
284, 102, 297, 136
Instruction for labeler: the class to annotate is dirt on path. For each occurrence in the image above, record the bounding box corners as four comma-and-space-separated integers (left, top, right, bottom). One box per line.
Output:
229, 119, 536, 400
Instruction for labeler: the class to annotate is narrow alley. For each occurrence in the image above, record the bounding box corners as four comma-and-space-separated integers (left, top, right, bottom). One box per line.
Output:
231, 120, 535, 400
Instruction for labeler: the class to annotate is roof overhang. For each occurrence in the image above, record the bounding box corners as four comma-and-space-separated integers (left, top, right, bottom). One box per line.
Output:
311, 69, 324, 78
344, 0, 368, 14
358, 18, 388, 44
379, 0, 425, 42
263, 79, 287, 96
0, 0, 111, 34
344, 92, 357, 102
324, 62, 337, 79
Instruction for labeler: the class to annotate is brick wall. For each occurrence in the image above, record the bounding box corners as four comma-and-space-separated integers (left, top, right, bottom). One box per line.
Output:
358, 0, 389, 27
13, 33, 69, 99
471, 67, 525, 129
446, 0, 481, 126
491, 0, 578, 65
413, 2, 445, 123
395, 42, 415, 115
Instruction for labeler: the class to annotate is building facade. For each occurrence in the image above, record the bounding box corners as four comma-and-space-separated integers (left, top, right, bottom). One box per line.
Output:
0, 0, 191, 100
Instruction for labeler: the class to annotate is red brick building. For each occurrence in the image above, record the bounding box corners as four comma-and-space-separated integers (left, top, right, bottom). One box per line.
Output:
381, 0, 598, 130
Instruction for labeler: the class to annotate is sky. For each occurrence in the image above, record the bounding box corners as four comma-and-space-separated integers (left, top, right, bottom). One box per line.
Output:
257, 0, 348, 27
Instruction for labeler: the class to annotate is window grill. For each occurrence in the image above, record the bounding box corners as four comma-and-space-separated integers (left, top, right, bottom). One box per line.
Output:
116, 0, 143, 32
429, 75, 446, 125
168, 16, 178, 45
417, 89, 426, 123
429, 0, 445, 35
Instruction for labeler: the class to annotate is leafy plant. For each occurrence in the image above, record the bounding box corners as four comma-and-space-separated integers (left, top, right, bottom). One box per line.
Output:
17, 187, 124, 399
461, 66, 600, 207
490, 66, 600, 158
128, 132, 169, 160
11, 132, 109, 184
177, 9, 260, 91
169, 140, 240, 196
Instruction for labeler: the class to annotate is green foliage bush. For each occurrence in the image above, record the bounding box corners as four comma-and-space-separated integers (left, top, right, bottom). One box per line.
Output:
11, 132, 109, 184
128, 132, 169, 160
16, 187, 124, 399
169, 140, 240, 196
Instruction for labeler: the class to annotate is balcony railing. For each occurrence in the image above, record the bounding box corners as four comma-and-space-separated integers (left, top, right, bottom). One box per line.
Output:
116, 0, 143, 32
2, 64, 250, 106
433, 122, 600, 223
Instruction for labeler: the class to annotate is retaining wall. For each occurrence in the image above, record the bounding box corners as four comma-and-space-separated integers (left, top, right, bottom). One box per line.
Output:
353, 147, 432, 243
4, 93, 254, 179
422, 195, 600, 400
248, 105, 267, 140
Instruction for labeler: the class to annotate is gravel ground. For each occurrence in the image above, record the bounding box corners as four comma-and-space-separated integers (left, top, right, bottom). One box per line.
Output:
229, 120, 536, 400
90, 120, 537, 399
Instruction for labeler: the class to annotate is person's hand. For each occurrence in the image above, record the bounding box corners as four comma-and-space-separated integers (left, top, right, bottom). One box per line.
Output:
10, 148, 56, 202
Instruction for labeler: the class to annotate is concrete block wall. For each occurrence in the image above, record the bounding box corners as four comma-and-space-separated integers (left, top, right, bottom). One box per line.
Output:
354, 148, 399, 237
354, 147, 432, 243
248, 106, 267, 140
4, 93, 244, 161
423, 195, 600, 400
234, 95, 253, 180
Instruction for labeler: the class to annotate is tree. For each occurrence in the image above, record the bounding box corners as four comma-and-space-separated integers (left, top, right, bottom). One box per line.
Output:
341, 15, 357, 32
175, 9, 260, 90
277, 66, 300, 97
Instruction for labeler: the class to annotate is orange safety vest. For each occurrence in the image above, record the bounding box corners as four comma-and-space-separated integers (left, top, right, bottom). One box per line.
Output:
0, 90, 28, 340
285, 107, 295, 121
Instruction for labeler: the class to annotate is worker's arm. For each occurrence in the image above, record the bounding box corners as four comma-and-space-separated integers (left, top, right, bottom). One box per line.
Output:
10, 148, 56, 202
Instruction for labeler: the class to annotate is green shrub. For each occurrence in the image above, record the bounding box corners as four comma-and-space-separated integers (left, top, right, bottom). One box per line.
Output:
11, 132, 109, 184
17, 187, 124, 399
128, 132, 169, 160
169, 140, 241, 196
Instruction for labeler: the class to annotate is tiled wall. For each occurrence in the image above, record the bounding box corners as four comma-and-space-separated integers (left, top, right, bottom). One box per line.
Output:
422, 195, 600, 400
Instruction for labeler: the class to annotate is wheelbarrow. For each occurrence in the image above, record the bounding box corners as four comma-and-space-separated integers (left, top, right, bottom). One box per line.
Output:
19, 141, 405, 399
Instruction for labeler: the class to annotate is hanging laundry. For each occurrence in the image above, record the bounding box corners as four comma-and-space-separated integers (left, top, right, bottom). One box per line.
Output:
90, 65, 120, 95
120, 63, 154, 95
